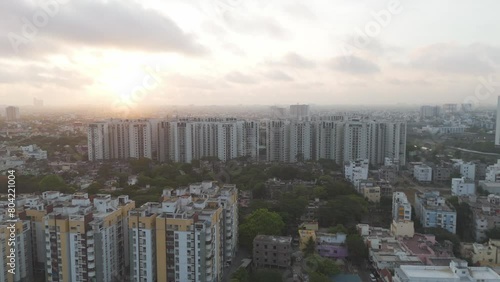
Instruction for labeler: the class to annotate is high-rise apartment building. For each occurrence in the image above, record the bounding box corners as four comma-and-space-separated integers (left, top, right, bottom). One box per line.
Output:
88, 117, 406, 165
128, 181, 238, 282
264, 120, 290, 162
315, 121, 344, 161
496, 97, 500, 147
0, 217, 33, 282
16, 192, 134, 282
5, 106, 20, 121
420, 105, 441, 118
289, 104, 310, 120
289, 121, 313, 162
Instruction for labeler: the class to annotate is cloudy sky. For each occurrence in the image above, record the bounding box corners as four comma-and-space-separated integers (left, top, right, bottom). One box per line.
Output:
1, 0, 500, 108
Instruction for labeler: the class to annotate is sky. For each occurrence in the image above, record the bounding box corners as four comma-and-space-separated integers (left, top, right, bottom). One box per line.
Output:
0, 0, 500, 109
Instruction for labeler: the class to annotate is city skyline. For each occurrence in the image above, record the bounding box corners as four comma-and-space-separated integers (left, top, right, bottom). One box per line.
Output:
1, 0, 499, 107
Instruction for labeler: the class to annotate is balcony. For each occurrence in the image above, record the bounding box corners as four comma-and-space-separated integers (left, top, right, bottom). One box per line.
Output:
88, 262, 95, 269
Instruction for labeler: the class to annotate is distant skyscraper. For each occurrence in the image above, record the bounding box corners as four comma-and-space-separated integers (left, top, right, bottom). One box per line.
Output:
5, 106, 20, 121
420, 105, 441, 118
289, 104, 310, 120
496, 96, 500, 146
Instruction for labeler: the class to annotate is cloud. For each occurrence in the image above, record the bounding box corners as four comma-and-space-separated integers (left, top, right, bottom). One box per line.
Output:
409, 43, 500, 74
266, 52, 316, 69
263, 70, 294, 81
0, 0, 207, 57
225, 71, 258, 84
329, 56, 380, 74
222, 13, 288, 39
0, 62, 92, 89
284, 2, 316, 20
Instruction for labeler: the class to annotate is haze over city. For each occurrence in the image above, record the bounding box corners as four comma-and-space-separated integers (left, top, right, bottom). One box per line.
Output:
1, 0, 500, 107
5, 1, 500, 282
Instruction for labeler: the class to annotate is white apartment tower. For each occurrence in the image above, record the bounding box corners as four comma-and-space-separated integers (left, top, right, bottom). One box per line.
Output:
315, 121, 344, 162
129, 120, 152, 159
265, 120, 290, 162
392, 192, 412, 222
496, 96, 500, 146
289, 121, 313, 162
88, 122, 109, 161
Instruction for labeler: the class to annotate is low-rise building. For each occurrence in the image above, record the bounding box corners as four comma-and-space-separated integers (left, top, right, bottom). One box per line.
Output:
20, 144, 47, 160
451, 177, 476, 196
316, 232, 348, 259
393, 260, 500, 282
415, 191, 457, 234
459, 194, 500, 241
461, 162, 476, 181
432, 165, 453, 183
298, 229, 316, 251
462, 240, 500, 267
414, 164, 432, 182
345, 159, 369, 187
486, 160, 500, 183
363, 186, 381, 203
253, 235, 292, 268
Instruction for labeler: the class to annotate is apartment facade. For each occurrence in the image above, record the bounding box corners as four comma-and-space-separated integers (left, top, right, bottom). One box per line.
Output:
253, 235, 292, 268
88, 117, 406, 165
128, 181, 238, 282
415, 191, 457, 234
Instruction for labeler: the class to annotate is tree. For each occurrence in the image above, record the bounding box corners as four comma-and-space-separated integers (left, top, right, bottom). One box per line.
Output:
346, 234, 368, 265
328, 224, 348, 234
304, 254, 340, 280
424, 227, 461, 255
309, 272, 329, 282
486, 227, 500, 240
86, 182, 103, 195
39, 174, 70, 192
252, 182, 266, 199
304, 237, 316, 257
239, 209, 285, 250
231, 267, 249, 282
251, 270, 282, 282
130, 158, 152, 175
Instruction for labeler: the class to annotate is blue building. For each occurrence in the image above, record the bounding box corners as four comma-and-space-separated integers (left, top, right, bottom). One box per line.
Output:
414, 191, 457, 234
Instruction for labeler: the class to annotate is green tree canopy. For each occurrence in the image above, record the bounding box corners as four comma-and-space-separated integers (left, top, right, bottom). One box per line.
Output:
239, 208, 285, 250
231, 267, 250, 282
86, 182, 103, 195
251, 270, 283, 282
39, 174, 70, 192
304, 236, 316, 257
346, 234, 368, 265
328, 224, 348, 234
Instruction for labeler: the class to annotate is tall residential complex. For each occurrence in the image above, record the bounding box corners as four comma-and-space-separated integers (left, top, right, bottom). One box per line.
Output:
496, 97, 500, 147
289, 104, 310, 119
16, 192, 135, 282
5, 106, 20, 121
88, 117, 406, 165
12, 182, 237, 282
128, 181, 238, 282
90, 118, 259, 162
420, 105, 441, 118
0, 212, 33, 282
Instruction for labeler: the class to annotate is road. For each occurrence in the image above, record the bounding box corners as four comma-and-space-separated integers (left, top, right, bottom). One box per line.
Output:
452, 147, 500, 156
221, 248, 250, 282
